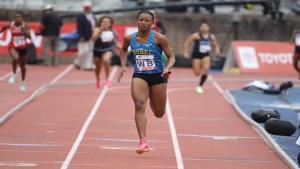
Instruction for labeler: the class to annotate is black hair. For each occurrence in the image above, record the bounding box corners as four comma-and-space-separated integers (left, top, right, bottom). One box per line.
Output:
14, 11, 24, 17
200, 22, 209, 26
136, 11, 154, 21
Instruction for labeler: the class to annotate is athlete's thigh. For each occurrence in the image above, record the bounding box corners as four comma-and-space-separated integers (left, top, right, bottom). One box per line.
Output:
192, 59, 202, 75
9, 48, 18, 60
201, 56, 211, 70
102, 51, 113, 62
131, 78, 150, 104
149, 83, 167, 113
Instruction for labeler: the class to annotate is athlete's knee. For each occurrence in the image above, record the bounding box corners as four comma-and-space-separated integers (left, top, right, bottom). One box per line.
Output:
193, 70, 200, 76
134, 100, 146, 111
154, 111, 165, 118
202, 68, 209, 74
103, 60, 110, 64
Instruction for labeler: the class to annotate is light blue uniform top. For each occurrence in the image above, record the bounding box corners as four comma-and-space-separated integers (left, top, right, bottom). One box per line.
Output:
130, 30, 164, 74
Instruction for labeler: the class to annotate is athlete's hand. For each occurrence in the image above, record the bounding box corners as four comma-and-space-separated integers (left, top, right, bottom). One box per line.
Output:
216, 52, 221, 57
183, 52, 189, 59
161, 69, 171, 78
117, 68, 126, 83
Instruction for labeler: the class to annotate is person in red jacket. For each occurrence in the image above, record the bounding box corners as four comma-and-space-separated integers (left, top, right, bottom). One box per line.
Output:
0, 11, 31, 91
149, 10, 166, 35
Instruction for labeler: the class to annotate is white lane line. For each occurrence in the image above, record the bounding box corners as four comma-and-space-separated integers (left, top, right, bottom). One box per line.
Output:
208, 75, 233, 103
0, 68, 20, 82
0, 65, 74, 125
208, 75, 224, 94
166, 88, 189, 169
49, 65, 74, 85
60, 66, 118, 169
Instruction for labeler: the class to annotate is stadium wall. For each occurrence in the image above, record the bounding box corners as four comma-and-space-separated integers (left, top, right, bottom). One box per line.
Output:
0, 9, 299, 63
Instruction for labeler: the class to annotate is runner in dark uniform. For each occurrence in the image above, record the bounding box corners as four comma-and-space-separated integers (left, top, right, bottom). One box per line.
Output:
290, 28, 300, 80
92, 16, 121, 89
0, 12, 31, 91
183, 23, 220, 93
117, 11, 176, 154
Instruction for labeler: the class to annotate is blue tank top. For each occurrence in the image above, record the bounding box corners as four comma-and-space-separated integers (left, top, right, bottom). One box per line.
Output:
130, 30, 164, 74
193, 33, 212, 54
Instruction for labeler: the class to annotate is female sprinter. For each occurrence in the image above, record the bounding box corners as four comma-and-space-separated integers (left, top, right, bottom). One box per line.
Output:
117, 11, 176, 154
183, 23, 220, 93
92, 16, 121, 88
290, 28, 300, 80
0, 12, 31, 91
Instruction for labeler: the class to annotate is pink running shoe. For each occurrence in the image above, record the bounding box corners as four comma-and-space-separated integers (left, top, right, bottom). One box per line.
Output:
105, 79, 112, 86
96, 79, 101, 89
136, 139, 150, 154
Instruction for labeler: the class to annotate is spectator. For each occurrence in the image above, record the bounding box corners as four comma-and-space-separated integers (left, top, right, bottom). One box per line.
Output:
73, 2, 96, 71
149, 10, 166, 35
39, 5, 63, 66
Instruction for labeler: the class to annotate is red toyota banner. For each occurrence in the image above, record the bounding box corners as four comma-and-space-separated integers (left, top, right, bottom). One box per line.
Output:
223, 41, 296, 74
0, 21, 137, 55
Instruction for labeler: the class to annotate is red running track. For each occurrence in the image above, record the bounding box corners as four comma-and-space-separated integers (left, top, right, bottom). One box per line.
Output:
0, 64, 292, 168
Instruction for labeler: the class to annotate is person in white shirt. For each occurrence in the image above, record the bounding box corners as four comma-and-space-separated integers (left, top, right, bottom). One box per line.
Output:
73, 2, 96, 70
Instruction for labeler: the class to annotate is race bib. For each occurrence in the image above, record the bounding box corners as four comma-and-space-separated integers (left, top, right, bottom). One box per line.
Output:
199, 45, 211, 53
101, 31, 114, 42
296, 34, 300, 46
136, 55, 156, 71
13, 36, 25, 47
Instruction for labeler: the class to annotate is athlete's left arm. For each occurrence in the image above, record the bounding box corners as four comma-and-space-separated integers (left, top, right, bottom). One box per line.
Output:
23, 22, 31, 39
211, 34, 220, 57
290, 29, 296, 44
113, 31, 122, 49
156, 33, 176, 72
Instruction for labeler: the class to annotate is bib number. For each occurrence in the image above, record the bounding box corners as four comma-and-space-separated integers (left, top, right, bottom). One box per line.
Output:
13, 36, 25, 47
199, 45, 211, 53
101, 31, 114, 42
136, 55, 156, 71
296, 35, 300, 46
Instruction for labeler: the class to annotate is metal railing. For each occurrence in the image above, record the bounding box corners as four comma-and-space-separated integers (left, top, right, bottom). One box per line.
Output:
0, 0, 297, 14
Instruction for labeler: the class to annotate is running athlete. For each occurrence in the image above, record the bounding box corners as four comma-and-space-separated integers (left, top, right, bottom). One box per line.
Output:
183, 23, 220, 93
290, 28, 300, 80
0, 12, 31, 91
92, 16, 121, 88
117, 11, 176, 154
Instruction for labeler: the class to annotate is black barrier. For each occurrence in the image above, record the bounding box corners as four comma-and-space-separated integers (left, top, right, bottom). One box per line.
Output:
59, 0, 267, 18
264, 119, 296, 136
251, 109, 280, 123
27, 44, 38, 64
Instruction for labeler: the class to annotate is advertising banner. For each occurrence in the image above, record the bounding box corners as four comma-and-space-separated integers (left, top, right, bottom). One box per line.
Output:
223, 41, 296, 74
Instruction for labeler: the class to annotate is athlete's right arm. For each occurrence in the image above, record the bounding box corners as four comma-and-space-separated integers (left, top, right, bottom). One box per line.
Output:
0, 24, 10, 34
183, 33, 197, 59
117, 34, 131, 83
